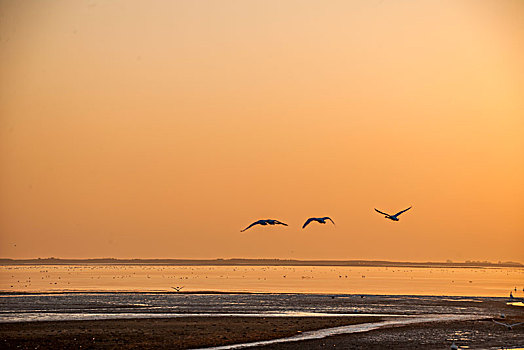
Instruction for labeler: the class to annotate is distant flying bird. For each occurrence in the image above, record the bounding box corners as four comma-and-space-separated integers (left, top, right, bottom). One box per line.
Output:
302, 217, 335, 229
240, 219, 288, 232
492, 320, 524, 330
171, 286, 184, 292
374, 206, 412, 221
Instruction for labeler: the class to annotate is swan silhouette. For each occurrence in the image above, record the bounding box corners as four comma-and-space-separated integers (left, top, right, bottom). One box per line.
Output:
302, 217, 335, 229
374, 206, 412, 221
240, 219, 288, 232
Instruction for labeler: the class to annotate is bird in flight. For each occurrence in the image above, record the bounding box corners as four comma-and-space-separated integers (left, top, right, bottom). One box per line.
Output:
374, 206, 412, 221
171, 286, 184, 292
302, 217, 335, 229
492, 320, 524, 330
240, 219, 288, 232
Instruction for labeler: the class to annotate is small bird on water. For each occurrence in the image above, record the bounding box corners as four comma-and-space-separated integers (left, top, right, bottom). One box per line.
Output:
302, 217, 335, 229
240, 219, 288, 232
374, 206, 412, 221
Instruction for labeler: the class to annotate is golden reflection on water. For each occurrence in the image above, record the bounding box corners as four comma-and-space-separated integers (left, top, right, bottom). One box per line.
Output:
507, 302, 524, 307
0, 265, 523, 297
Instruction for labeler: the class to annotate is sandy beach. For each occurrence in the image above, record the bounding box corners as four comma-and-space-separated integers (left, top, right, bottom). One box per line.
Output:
1, 314, 523, 349
257, 316, 524, 350
1, 290, 523, 349
0, 316, 380, 349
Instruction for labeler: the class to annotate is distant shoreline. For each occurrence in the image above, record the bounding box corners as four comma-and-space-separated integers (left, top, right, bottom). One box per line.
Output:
0, 291, 518, 298
0, 258, 521, 268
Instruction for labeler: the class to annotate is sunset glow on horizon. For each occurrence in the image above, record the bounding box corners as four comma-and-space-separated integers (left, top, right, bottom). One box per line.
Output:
1, 0, 523, 262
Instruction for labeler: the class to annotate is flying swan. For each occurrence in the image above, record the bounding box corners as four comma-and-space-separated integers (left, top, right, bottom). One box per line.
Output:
374, 206, 412, 221
302, 217, 335, 229
240, 219, 288, 232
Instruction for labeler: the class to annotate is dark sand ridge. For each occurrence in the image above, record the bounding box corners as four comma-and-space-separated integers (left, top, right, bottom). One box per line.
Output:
0, 316, 379, 349
256, 316, 524, 350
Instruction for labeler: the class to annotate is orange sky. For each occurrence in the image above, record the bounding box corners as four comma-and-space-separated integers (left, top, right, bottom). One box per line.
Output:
1, 0, 523, 262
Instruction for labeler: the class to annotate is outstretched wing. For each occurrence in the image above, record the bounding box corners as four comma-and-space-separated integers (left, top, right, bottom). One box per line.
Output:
323, 217, 336, 226
493, 320, 507, 326
510, 322, 524, 327
241, 220, 263, 232
374, 208, 390, 216
274, 220, 288, 226
302, 218, 315, 229
394, 206, 412, 217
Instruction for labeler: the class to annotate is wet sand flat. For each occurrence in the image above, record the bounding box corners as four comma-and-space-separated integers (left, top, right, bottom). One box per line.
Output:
1, 292, 523, 349
0, 316, 380, 349
1, 315, 523, 349
258, 317, 524, 350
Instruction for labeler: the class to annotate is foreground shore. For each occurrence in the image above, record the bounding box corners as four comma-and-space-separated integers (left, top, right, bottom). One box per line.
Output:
0, 316, 379, 349
257, 317, 524, 350
1, 315, 523, 350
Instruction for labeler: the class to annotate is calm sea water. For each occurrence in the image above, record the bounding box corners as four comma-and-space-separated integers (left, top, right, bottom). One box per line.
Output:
1, 265, 522, 296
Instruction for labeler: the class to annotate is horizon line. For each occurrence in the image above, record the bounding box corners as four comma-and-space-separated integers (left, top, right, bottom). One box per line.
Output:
0, 257, 522, 267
